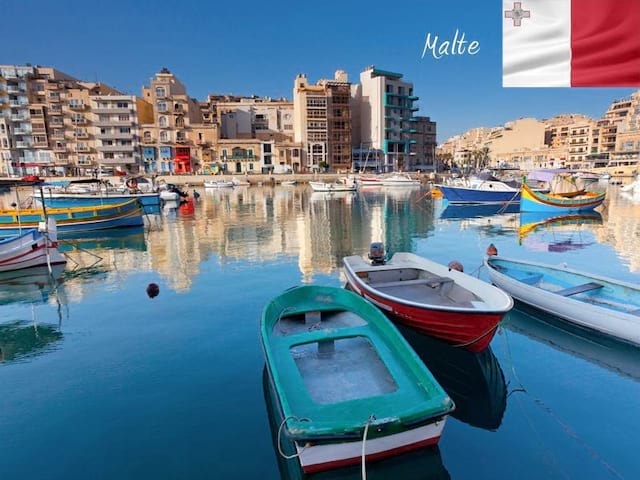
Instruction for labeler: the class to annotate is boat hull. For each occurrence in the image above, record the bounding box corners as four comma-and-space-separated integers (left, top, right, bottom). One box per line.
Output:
309, 181, 356, 192
437, 185, 520, 204
343, 253, 513, 352
0, 200, 144, 238
0, 229, 66, 272
520, 184, 606, 212
485, 255, 640, 346
35, 193, 160, 214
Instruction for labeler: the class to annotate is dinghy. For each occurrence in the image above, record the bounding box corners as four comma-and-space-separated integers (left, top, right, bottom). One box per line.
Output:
343, 244, 513, 352
485, 248, 640, 346
261, 285, 454, 474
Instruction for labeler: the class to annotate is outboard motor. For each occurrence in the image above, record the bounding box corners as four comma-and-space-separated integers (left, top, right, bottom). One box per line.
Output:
368, 242, 386, 265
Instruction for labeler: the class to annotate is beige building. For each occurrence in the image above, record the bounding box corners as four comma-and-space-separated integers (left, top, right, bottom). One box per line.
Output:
293, 70, 352, 172
409, 116, 437, 171
485, 118, 546, 168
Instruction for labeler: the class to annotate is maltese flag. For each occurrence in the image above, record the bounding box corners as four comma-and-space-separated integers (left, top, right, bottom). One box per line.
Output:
503, 0, 640, 87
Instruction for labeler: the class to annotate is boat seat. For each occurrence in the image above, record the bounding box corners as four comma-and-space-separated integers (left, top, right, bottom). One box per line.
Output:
629, 309, 640, 316
556, 282, 604, 296
517, 273, 543, 285
370, 277, 454, 289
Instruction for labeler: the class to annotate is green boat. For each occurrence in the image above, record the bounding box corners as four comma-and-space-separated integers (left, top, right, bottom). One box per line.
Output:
260, 285, 455, 474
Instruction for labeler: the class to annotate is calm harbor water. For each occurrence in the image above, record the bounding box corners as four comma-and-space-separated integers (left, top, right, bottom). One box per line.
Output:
1, 182, 640, 479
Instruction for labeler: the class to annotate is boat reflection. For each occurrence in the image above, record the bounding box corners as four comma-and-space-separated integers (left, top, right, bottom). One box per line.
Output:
519, 211, 603, 251
57, 226, 147, 252
397, 325, 507, 431
505, 308, 640, 383
0, 264, 66, 306
439, 202, 519, 219
0, 320, 63, 363
262, 367, 450, 480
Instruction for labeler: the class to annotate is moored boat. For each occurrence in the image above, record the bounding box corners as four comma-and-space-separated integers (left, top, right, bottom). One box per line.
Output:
380, 173, 420, 187
204, 180, 235, 189
0, 199, 144, 238
435, 173, 521, 205
309, 181, 356, 192
484, 250, 640, 346
34, 191, 160, 213
520, 183, 606, 212
343, 244, 513, 352
0, 220, 66, 272
261, 285, 455, 474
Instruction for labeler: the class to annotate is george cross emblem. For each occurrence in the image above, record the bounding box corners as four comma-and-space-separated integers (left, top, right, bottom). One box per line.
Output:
505, 2, 531, 27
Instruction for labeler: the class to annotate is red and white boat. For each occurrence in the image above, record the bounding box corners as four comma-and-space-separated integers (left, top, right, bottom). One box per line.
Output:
343, 244, 513, 352
0, 219, 66, 273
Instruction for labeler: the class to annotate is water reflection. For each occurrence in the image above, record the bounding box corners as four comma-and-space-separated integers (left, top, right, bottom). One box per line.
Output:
519, 211, 603, 251
506, 307, 640, 383
0, 320, 63, 363
262, 367, 450, 480
398, 325, 507, 431
439, 202, 520, 219
0, 264, 66, 306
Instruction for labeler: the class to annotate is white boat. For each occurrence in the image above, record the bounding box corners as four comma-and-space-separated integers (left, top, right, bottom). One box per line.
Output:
380, 173, 421, 187
0, 219, 66, 272
620, 177, 640, 194
204, 180, 235, 189
231, 177, 250, 187
159, 190, 180, 201
485, 251, 640, 346
309, 181, 356, 192
280, 180, 296, 186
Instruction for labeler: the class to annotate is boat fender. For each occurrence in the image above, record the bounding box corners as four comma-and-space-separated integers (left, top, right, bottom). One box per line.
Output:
448, 260, 464, 272
126, 178, 138, 189
486, 243, 498, 256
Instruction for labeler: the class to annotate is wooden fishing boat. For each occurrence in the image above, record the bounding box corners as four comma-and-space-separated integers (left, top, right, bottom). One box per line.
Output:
34, 191, 160, 213
0, 223, 66, 272
0, 199, 144, 238
343, 245, 513, 352
520, 183, 606, 212
261, 285, 454, 474
484, 251, 640, 346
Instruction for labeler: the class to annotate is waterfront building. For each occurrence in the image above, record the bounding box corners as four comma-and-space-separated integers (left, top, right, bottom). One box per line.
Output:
141, 68, 208, 174
409, 116, 437, 171
352, 66, 419, 172
484, 118, 546, 167
293, 70, 352, 172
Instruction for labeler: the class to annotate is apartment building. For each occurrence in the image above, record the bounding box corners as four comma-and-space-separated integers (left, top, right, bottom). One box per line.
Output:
141, 68, 207, 174
409, 116, 437, 171
293, 70, 352, 172
485, 118, 546, 167
353, 66, 419, 172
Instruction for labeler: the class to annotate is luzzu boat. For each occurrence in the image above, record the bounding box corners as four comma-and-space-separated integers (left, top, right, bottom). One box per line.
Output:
484, 250, 640, 347
261, 285, 454, 474
34, 191, 160, 209
520, 183, 606, 212
0, 199, 144, 238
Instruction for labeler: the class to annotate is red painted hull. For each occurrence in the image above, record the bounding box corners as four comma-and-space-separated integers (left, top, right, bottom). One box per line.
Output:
302, 435, 440, 474
346, 279, 504, 353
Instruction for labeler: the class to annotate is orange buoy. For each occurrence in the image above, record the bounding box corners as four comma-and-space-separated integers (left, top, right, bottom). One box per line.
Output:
486, 243, 498, 256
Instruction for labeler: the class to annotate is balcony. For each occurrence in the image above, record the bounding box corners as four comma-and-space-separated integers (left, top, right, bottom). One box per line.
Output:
13, 127, 32, 135
33, 140, 49, 148
71, 118, 88, 125
76, 145, 92, 152
50, 132, 65, 140
98, 157, 136, 164
142, 137, 156, 144
15, 141, 33, 148
95, 132, 132, 140
94, 120, 131, 127
68, 102, 87, 110
53, 145, 67, 152
96, 144, 135, 153
92, 107, 133, 115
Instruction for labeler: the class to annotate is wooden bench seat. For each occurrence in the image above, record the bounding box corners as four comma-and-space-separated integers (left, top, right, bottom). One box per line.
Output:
556, 282, 604, 296
370, 277, 454, 289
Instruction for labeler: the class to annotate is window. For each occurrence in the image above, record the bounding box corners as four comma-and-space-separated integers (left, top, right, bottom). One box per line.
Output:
119, 127, 131, 134
159, 116, 167, 127
155, 87, 165, 98
143, 131, 151, 141
247, 149, 253, 157
117, 102, 129, 109
175, 117, 184, 127
222, 149, 227, 158
263, 143, 271, 153
157, 102, 167, 112
118, 115, 130, 122
160, 131, 168, 142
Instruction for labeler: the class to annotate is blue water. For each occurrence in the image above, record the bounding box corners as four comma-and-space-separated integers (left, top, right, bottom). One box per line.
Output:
1, 183, 639, 479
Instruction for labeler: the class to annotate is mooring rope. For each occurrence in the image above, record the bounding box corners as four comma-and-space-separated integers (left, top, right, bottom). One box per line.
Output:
277, 415, 311, 460
361, 415, 375, 480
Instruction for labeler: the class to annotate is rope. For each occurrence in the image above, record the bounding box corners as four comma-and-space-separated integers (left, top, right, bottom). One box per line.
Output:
361, 415, 375, 480
277, 415, 311, 459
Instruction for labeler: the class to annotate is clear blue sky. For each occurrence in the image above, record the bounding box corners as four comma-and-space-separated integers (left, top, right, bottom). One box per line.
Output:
2, 0, 636, 142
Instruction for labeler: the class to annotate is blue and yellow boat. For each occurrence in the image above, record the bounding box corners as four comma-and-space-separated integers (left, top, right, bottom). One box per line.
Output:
520, 183, 606, 212
0, 199, 144, 238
